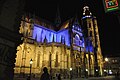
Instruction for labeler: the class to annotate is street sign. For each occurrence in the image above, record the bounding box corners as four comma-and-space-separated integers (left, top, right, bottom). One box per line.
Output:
103, 0, 120, 13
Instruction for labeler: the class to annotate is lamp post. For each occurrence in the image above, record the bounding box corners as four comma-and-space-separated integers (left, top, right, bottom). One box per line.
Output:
105, 58, 109, 75
70, 68, 72, 80
29, 59, 33, 80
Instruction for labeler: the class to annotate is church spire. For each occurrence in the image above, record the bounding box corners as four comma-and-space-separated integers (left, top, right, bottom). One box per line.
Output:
54, 5, 61, 30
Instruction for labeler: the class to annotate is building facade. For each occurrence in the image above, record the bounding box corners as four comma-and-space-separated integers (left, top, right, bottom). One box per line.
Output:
14, 6, 103, 78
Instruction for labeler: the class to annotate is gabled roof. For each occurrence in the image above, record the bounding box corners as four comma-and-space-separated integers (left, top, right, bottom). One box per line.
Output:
23, 12, 82, 31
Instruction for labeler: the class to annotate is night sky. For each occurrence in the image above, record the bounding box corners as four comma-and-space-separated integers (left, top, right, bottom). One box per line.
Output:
25, 0, 120, 57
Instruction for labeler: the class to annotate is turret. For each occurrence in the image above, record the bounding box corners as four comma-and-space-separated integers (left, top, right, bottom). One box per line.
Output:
81, 6, 95, 50
19, 13, 34, 38
81, 6, 96, 76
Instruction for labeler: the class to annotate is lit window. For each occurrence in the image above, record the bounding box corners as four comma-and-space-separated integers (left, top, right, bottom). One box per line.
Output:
112, 60, 114, 62
115, 60, 117, 62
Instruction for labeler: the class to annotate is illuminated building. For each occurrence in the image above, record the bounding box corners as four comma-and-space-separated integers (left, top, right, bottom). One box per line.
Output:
103, 56, 120, 76
14, 6, 103, 78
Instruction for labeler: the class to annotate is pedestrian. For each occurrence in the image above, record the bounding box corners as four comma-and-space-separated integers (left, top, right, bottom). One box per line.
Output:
26, 75, 30, 80
57, 74, 61, 80
116, 71, 119, 76
40, 67, 50, 80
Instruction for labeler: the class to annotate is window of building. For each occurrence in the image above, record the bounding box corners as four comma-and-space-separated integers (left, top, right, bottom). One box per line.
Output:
37, 54, 40, 67
49, 53, 52, 67
112, 60, 114, 63
90, 31, 92, 37
55, 54, 58, 67
115, 60, 117, 62
67, 55, 69, 68
89, 23, 91, 28
74, 34, 80, 45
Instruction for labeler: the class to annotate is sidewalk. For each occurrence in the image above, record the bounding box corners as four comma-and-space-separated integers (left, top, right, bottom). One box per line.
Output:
14, 77, 88, 80
14, 77, 91, 80
63, 78, 88, 80
14, 76, 120, 80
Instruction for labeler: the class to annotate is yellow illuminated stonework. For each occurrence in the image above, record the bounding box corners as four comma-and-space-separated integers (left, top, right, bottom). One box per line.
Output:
14, 6, 103, 78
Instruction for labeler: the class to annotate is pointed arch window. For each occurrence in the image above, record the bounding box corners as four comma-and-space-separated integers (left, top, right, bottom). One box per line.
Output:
55, 53, 58, 67
49, 52, 52, 67
37, 54, 40, 67
61, 35, 65, 44
74, 34, 80, 45
90, 31, 92, 37
89, 23, 91, 28
67, 55, 69, 68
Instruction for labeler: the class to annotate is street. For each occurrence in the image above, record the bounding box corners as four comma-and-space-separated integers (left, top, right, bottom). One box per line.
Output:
14, 76, 120, 80
88, 76, 120, 80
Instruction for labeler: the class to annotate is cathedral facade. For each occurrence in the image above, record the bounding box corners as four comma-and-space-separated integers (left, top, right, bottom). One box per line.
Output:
14, 6, 103, 78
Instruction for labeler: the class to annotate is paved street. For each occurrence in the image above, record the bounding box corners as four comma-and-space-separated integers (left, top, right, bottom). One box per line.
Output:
14, 76, 120, 80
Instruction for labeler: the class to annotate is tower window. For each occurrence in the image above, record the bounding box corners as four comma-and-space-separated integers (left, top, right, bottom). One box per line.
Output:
90, 31, 92, 37
89, 23, 91, 28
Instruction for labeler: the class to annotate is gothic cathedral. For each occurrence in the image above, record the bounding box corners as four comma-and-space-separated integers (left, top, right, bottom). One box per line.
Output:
14, 6, 103, 78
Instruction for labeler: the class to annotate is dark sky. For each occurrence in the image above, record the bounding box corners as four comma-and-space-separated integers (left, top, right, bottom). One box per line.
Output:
25, 0, 120, 57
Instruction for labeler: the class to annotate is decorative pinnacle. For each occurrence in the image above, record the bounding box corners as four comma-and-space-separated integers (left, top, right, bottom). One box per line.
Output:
83, 6, 92, 16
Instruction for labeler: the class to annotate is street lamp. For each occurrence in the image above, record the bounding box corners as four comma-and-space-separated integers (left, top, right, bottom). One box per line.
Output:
70, 68, 72, 80
104, 58, 109, 75
105, 58, 108, 62
29, 59, 33, 80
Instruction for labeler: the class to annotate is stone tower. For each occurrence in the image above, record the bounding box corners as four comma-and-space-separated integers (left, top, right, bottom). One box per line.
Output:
81, 6, 103, 76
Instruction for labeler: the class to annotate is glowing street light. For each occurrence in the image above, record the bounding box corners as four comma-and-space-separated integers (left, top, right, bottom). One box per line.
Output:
70, 68, 72, 80
29, 59, 33, 80
86, 69, 88, 72
70, 68, 72, 71
104, 58, 109, 75
105, 58, 108, 62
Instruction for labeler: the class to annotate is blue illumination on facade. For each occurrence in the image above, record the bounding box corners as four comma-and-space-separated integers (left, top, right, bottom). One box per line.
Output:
57, 29, 70, 46
32, 19, 94, 52
33, 24, 56, 43
85, 40, 94, 52
32, 24, 71, 46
